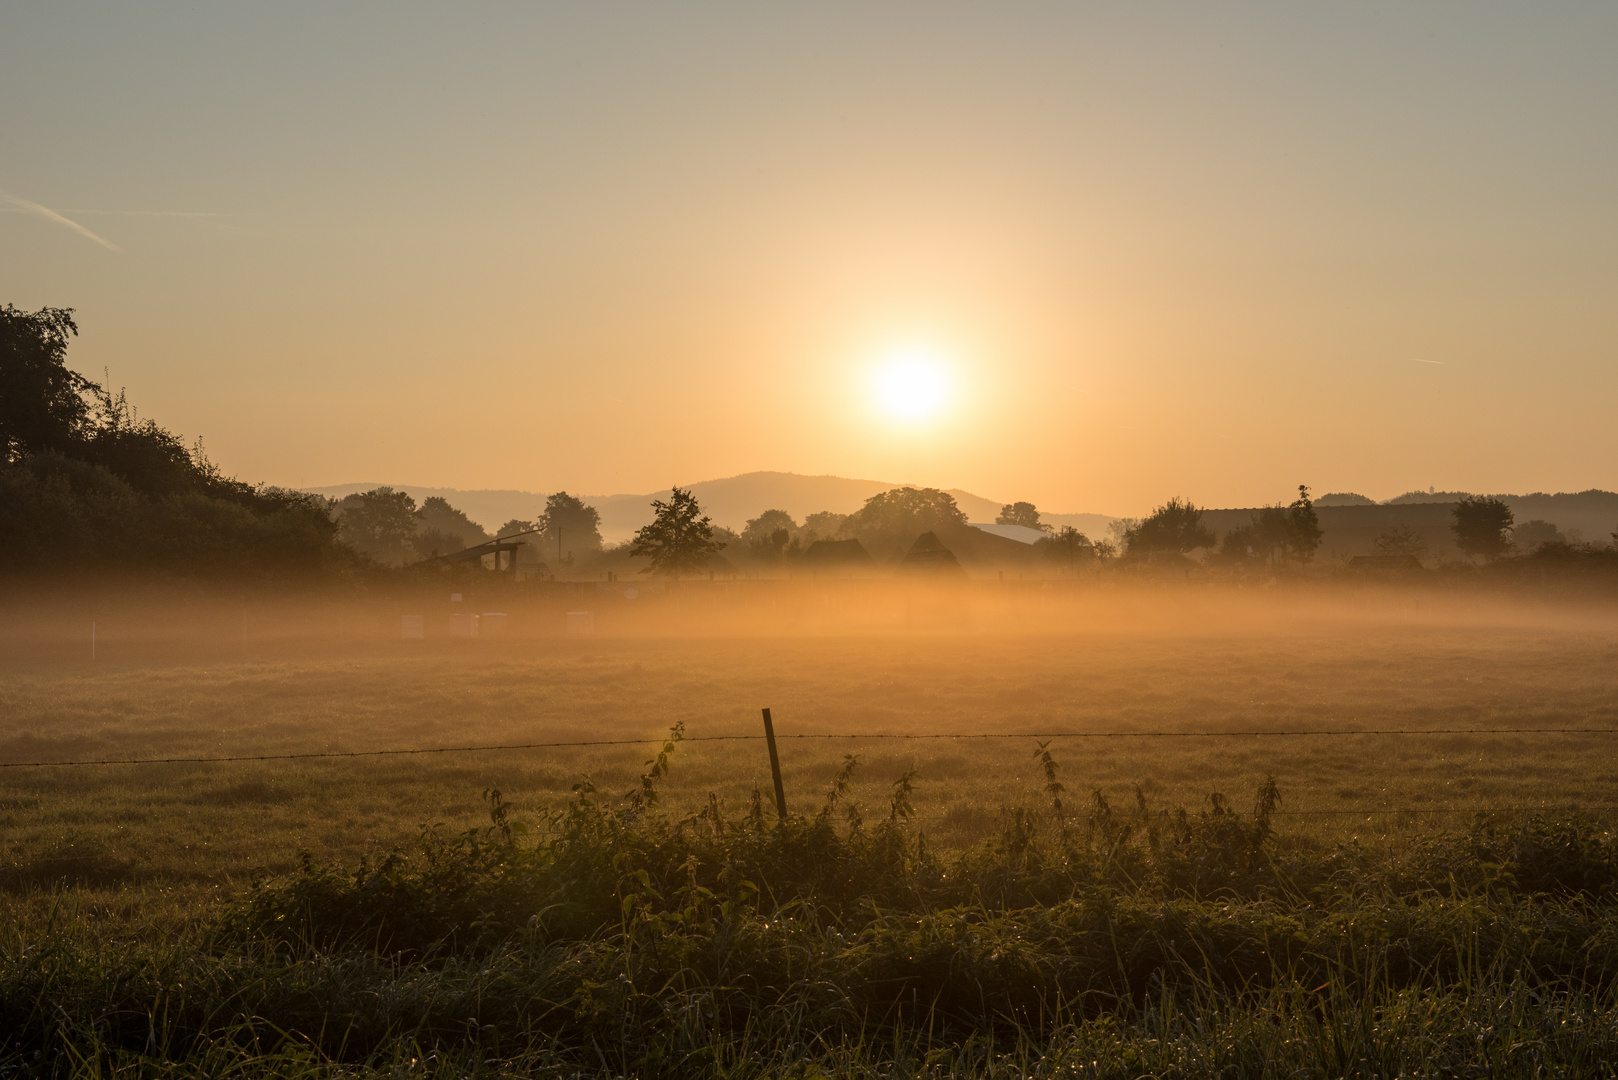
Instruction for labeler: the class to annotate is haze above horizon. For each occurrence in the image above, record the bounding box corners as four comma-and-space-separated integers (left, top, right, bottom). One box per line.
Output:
3, 3, 1615, 517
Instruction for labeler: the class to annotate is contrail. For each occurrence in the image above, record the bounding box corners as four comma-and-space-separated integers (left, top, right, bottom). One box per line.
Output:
0, 188, 121, 251
1413, 358, 1445, 365
55, 208, 224, 218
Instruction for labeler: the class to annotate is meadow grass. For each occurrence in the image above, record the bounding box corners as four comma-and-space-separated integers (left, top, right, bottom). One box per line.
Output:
1, 582, 1617, 1075
2, 582, 1615, 890
3, 737, 1618, 1077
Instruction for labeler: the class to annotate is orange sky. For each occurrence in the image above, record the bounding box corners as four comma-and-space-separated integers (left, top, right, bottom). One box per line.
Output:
3, 4, 1615, 515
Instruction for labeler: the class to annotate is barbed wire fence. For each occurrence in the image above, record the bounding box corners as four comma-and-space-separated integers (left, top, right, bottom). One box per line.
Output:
3, 713, 1614, 819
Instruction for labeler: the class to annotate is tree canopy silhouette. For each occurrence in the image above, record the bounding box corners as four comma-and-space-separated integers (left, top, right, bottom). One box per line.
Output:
842, 486, 966, 556
743, 509, 797, 561
0, 303, 345, 578
1287, 484, 1323, 564
1453, 496, 1515, 562
996, 501, 1051, 531
0, 305, 93, 461
335, 488, 420, 562
415, 496, 490, 555
538, 492, 602, 563
1124, 498, 1214, 556
630, 487, 723, 578
1037, 525, 1095, 566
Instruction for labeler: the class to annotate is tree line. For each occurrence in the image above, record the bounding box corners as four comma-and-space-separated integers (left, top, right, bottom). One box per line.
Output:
0, 305, 342, 581
333, 488, 603, 567
5, 302, 1610, 582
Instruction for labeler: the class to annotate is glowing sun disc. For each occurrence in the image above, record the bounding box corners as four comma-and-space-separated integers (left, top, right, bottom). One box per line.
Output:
872, 347, 952, 423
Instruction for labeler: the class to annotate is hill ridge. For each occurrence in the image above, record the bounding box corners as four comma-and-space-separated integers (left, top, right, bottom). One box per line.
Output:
304, 471, 1119, 542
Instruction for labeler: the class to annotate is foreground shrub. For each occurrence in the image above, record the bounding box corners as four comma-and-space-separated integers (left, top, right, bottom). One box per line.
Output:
4, 734, 1618, 1078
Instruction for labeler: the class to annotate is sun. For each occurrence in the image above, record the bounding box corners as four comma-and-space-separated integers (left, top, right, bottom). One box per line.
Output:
870, 345, 953, 424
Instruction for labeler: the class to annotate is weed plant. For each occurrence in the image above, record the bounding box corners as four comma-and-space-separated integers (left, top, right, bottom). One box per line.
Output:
4, 730, 1618, 1077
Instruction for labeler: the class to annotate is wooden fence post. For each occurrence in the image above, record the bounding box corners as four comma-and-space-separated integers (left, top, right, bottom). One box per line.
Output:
761, 707, 787, 822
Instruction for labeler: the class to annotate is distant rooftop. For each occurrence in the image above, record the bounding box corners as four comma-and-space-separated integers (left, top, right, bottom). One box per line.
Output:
968, 522, 1049, 545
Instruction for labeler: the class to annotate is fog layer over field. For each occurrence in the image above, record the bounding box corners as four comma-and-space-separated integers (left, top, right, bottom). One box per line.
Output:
3, 580, 1615, 888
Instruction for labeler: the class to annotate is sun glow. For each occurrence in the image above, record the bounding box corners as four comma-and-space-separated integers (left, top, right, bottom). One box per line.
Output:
870, 345, 954, 425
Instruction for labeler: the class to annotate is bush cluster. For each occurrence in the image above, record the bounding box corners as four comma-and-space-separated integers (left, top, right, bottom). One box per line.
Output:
4, 735, 1618, 1077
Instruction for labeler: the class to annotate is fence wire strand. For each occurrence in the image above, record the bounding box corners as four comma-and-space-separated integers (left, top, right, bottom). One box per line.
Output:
3, 726, 1614, 770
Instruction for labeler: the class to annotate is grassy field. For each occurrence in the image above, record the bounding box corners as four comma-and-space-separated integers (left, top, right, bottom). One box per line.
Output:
3, 581, 1618, 1076
2, 581, 1616, 890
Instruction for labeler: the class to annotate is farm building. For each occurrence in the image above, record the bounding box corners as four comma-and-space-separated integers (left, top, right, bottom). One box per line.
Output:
899, 531, 965, 574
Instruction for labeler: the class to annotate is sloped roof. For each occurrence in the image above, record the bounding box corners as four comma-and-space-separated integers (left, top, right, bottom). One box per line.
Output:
802, 538, 874, 564
968, 522, 1050, 545
900, 531, 965, 574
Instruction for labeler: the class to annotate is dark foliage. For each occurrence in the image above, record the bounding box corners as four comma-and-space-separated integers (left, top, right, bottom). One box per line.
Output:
0, 304, 352, 580
1453, 495, 1515, 562
843, 486, 968, 557
5, 738, 1618, 1076
0, 305, 93, 462
1123, 497, 1214, 557
1036, 525, 1096, 567
630, 487, 723, 577
995, 501, 1050, 531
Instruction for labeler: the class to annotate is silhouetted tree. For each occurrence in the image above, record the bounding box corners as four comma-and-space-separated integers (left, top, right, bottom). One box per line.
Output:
801, 510, 847, 541
711, 524, 742, 551
1124, 498, 1214, 557
1373, 525, 1429, 564
337, 487, 418, 563
538, 491, 602, 563
630, 486, 723, 578
2, 303, 260, 503
414, 496, 489, 554
1213, 524, 1261, 567
743, 509, 796, 543
1252, 507, 1291, 564
1512, 519, 1564, 553
996, 501, 1052, 531
82, 389, 210, 498
1, 302, 346, 579
490, 518, 540, 565
843, 487, 966, 556
742, 509, 797, 562
0, 305, 93, 462
1104, 519, 1136, 557
1287, 485, 1323, 563
1036, 525, 1095, 567
1452, 496, 1514, 562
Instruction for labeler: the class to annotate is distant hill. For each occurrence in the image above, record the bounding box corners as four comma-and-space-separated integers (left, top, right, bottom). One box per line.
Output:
305, 471, 1118, 543
1381, 489, 1618, 544
1383, 491, 1480, 505
1201, 489, 1618, 558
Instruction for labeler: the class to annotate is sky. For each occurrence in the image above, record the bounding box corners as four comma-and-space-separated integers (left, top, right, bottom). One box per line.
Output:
2, 2, 1615, 516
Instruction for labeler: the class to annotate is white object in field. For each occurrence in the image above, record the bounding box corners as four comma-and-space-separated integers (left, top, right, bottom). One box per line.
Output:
623, 587, 639, 600
450, 592, 463, 602
450, 613, 479, 638
480, 613, 508, 636
566, 611, 594, 635
401, 615, 424, 639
